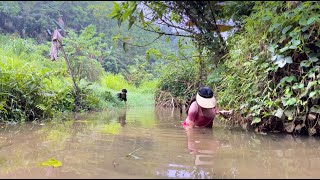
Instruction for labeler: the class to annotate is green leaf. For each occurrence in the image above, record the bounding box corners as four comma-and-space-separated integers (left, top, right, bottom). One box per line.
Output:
275, 55, 285, 68
284, 109, 295, 120
166, 37, 170, 43
280, 76, 296, 84
139, 10, 144, 23
122, 37, 130, 41
292, 39, 301, 46
274, 108, 284, 118
262, 16, 271, 21
285, 56, 293, 64
285, 98, 296, 106
292, 83, 304, 90
128, 16, 136, 30
309, 91, 317, 98
310, 105, 320, 113
251, 117, 261, 125
289, 45, 297, 49
38, 158, 62, 168
122, 9, 132, 21
300, 60, 312, 67
117, 19, 122, 27
309, 56, 319, 62
282, 25, 292, 34
122, 42, 128, 52
301, 25, 310, 32
279, 46, 289, 53
271, 55, 278, 61
307, 16, 316, 25
315, 41, 320, 47
299, 14, 308, 26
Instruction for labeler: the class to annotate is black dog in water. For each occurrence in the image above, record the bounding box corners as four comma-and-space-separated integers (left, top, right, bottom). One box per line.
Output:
117, 89, 127, 104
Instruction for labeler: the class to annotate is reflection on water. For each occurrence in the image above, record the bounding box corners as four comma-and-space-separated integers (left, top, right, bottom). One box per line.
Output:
0, 106, 320, 178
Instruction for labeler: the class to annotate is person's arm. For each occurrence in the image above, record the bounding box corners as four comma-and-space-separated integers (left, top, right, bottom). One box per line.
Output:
185, 117, 195, 129
184, 102, 198, 129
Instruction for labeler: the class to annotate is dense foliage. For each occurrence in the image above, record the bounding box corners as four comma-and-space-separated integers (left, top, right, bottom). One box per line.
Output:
1, 1, 320, 137
210, 1, 320, 135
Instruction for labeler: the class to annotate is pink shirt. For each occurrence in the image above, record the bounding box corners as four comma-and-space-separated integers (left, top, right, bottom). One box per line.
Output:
183, 101, 217, 128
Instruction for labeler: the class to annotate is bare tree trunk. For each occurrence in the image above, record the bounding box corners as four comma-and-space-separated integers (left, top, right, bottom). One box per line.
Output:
58, 40, 81, 111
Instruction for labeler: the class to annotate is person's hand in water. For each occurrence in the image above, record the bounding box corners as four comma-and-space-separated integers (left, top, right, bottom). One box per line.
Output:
218, 109, 234, 118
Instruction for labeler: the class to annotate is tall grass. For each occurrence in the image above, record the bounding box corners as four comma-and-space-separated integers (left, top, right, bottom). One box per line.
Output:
0, 34, 157, 123
99, 73, 157, 107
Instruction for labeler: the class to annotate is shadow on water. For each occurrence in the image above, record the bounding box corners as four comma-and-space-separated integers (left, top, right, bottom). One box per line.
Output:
0, 107, 320, 178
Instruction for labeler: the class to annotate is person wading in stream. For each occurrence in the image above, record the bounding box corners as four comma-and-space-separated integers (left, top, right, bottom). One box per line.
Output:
183, 86, 233, 128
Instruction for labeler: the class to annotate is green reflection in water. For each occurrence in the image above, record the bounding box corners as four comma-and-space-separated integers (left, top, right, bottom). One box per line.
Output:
37, 121, 73, 151
99, 122, 121, 135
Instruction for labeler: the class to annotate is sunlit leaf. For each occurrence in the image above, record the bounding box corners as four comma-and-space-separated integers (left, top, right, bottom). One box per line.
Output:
309, 56, 318, 62
282, 25, 292, 34
274, 108, 283, 118
307, 16, 316, 25
291, 39, 300, 46
284, 108, 295, 120
309, 91, 317, 98
251, 117, 261, 125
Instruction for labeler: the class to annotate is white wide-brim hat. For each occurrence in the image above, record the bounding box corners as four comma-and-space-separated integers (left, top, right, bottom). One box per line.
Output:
196, 93, 217, 108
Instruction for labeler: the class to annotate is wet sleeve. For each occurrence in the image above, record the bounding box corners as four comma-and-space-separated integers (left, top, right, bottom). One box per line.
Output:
187, 102, 198, 122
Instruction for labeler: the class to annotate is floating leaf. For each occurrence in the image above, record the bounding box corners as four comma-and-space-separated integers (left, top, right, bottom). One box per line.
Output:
38, 158, 62, 168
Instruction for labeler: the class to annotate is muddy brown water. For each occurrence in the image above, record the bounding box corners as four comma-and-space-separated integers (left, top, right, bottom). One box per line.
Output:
0, 106, 320, 179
